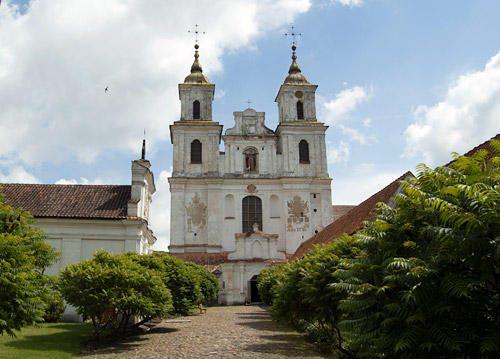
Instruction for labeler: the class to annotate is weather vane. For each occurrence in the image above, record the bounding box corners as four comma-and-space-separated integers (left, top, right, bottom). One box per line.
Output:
188, 24, 205, 44
284, 25, 302, 47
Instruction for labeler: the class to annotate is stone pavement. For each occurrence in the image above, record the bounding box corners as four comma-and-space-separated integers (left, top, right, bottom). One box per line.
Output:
82, 305, 327, 358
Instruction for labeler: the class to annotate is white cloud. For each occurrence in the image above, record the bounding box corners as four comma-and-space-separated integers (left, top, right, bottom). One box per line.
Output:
55, 177, 105, 185
323, 86, 371, 125
333, 163, 407, 205
404, 51, 500, 166
339, 124, 375, 144
150, 169, 171, 251
328, 141, 351, 163
331, 0, 363, 8
362, 117, 372, 127
0, 0, 310, 166
0, 166, 39, 183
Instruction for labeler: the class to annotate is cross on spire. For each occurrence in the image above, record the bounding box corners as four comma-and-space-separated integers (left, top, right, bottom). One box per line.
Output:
188, 24, 205, 45
246, 99, 252, 108
284, 25, 302, 47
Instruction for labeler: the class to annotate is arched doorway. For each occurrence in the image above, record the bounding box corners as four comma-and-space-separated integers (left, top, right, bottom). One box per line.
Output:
249, 275, 261, 303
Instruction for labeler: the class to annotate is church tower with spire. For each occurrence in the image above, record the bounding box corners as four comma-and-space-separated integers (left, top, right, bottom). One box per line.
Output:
168, 34, 332, 305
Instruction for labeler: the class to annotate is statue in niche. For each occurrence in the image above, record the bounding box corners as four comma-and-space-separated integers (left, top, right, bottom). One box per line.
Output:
243, 147, 258, 172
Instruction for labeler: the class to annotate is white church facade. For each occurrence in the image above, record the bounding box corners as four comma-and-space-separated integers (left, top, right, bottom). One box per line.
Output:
169, 43, 333, 304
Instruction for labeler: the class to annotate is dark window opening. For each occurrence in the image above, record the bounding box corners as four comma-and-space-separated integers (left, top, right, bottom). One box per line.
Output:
297, 101, 304, 120
299, 140, 310, 164
191, 139, 202, 163
193, 100, 200, 119
242, 196, 262, 233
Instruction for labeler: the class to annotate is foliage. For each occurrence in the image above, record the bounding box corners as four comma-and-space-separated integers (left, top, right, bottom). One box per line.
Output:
264, 142, 500, 358
0, 192, 59, 336
127, 253, 203, 315
59, 251, 172, 336
42, 277, 66, 323
257, 263, 289, 305
184, 261, 219, 304
335, 142, 500, 358
268, 237, 359, 356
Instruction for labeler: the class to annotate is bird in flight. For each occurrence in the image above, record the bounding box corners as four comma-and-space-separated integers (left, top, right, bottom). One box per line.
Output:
104, 86, 109, 93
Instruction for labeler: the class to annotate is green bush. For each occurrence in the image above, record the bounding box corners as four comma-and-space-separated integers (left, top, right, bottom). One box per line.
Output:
42, 277, 66, 323
59, 251, 172, 336
0, 192, 59, 335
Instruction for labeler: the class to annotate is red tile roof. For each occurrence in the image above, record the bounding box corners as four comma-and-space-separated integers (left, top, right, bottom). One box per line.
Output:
0, 183, 131, 219
446, 133, 499, 165
291, 171, 414, 260
169, 252, 229, 266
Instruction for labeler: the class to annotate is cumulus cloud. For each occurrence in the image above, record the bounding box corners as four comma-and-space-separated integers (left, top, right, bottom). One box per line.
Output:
333, 164, 407, 205
0, 0, 310, 166
404, 51, 500, 166
331, 0, 364, 8
150, 169, 171, 251
328, 141, 351, 163
0, 166, 39, 183
323, 86, 371, 125
55, 177, 106, 185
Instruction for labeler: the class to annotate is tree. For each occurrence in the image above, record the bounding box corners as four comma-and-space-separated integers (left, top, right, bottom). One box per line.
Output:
0, 192, 59, 335
59, 251, 172, 336
257, 263, 289, 306
127, 252, 202, 315
336, 142, 500, 358
184, 261, 219, 304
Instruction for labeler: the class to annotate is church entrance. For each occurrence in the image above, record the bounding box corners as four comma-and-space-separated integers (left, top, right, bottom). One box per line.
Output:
249, 275, 261, 303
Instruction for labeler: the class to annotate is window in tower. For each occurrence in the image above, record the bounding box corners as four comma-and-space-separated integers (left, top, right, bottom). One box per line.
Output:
297, 101, 304, 120
191, 139, 202, 163
299, 140, 310, 164
193, 100, 201, 120
242, 196, 262, 233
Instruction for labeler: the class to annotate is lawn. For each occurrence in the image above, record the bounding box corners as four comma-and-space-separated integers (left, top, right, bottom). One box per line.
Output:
0, 322, 92, 359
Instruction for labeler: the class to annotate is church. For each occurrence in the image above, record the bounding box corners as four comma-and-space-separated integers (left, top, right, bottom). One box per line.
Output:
168, 42, 333, 304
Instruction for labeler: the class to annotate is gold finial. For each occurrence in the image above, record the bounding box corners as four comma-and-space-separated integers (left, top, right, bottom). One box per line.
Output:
184, 25, 209, 84
283, 25, 309, 85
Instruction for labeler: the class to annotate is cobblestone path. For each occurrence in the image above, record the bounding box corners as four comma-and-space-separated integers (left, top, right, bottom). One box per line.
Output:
82, 305, 327, 358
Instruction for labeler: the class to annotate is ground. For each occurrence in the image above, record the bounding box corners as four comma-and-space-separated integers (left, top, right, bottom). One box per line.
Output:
82, 305, 327, 358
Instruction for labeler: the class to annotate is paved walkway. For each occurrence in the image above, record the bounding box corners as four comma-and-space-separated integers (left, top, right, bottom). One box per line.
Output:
82, 305, 327, 358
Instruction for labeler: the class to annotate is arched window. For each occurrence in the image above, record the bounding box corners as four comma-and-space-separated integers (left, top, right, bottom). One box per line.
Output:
243, 147, 258, 172
242, 196, 262, 233
297, 101, 304, 120
193, 100, 200, 120
299, 140, 310, 164
191, 139, 202, 163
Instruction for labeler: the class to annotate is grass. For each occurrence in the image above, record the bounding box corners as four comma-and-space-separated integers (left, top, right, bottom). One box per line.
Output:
0, 322, 92, 359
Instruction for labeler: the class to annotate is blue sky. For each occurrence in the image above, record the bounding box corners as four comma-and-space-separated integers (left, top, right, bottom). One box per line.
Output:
1, 0, 499, 249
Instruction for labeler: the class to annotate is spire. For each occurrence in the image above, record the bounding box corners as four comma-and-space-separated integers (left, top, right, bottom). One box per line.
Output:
184, 25, 209, 84
141, 134, 146, 161
284, 44, 310, 85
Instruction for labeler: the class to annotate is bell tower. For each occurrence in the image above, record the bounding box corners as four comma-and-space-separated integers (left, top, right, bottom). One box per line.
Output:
275, 42, 329, 178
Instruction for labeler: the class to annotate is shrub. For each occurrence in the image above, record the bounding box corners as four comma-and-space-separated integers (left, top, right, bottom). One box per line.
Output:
59, 251, 172, 336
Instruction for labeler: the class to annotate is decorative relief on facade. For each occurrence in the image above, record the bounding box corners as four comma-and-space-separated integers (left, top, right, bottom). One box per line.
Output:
186, 193, 207, 232
287, 195, 310, 232
245, 184, 257, 193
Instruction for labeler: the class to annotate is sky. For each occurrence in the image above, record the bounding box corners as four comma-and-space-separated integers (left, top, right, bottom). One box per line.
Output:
1, 0, 499, 250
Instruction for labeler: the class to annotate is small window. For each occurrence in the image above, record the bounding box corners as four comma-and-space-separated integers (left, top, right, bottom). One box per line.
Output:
242, 196, 262, 233
193, 100, 200, 120
297, 101, 304, 120
191, 139, 202, 163
299, 140, 310, 164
